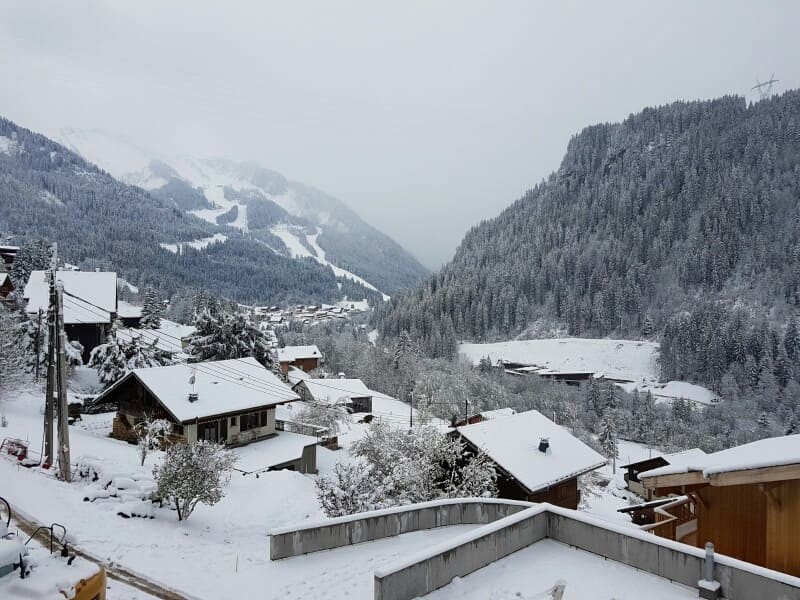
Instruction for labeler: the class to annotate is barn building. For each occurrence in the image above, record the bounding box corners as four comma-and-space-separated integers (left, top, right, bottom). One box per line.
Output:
452, 409, 606, 510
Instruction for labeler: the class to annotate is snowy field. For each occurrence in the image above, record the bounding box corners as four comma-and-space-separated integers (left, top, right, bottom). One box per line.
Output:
460, 338, 659, 381
460, 338, 718, 405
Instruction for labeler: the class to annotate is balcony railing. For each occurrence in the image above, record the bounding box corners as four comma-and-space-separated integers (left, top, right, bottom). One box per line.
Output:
640, 495, 696, 544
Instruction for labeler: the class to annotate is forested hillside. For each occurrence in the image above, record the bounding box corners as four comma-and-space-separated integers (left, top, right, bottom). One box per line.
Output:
0, 117, 374, 304
377, 91, 800, 394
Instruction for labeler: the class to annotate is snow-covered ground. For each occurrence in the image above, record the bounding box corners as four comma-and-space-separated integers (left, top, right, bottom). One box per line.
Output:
271, 224, 389, 300
460, 338, 718, 406
618, 380, 720, 406
159, 233, 228, 254
580, 439, 661, 527
0, 382, 469, 599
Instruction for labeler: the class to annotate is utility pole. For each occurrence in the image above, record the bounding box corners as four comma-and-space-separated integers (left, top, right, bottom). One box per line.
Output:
34, 309, 43, 382
409, 390, 413, 429
43, 245, 57, 468
55, 282, 71, 482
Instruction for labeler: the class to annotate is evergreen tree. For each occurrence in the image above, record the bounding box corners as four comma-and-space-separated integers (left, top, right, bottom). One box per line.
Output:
598, 409, 618, 473
186, 309, 273, 367
10, 238, 52, 289
140, 287, 163, 329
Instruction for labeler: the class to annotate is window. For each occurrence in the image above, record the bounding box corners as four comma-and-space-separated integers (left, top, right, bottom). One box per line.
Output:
231, 416, 237, 426
259, 410, 268, 427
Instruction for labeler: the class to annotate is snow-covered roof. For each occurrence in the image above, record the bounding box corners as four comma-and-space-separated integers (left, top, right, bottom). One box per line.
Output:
287, 366, 310, 386
300, 378, 372, 403
622, 447, 706, 469
99, 357, 299, 423
277, 345, 321, 362
456, 410, 606, 493
117, 300, 142, 319
639, 434, 800, 480
479, 408, 517, 420
233, 430, 318, 473
24, 270, 117, 325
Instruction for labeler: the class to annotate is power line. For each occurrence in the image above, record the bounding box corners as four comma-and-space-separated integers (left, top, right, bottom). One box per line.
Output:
62, 292, 439, 420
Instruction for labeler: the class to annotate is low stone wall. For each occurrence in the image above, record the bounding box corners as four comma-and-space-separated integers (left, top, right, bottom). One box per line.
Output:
268, 498, 533, 560
373, 507, 548, 600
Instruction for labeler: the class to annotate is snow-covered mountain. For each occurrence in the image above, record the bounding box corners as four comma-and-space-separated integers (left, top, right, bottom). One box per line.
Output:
56, 128, 428, 297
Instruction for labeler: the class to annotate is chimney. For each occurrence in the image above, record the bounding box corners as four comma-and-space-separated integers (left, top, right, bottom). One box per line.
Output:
188, 392, 198, 403
538, 437, 550, 454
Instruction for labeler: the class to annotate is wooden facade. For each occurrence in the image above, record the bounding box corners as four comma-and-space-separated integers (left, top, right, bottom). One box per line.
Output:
643, 466, 800, 577
622, 456, 670, 501
66, 322, 112, 363
279, 356, 319, 375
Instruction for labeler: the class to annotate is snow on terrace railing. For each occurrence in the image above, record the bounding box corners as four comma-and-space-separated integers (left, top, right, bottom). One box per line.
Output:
268, 497, 534, 536
640, 494, 694, 541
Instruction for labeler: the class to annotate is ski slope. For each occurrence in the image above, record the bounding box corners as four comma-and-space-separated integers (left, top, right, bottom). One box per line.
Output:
159, 233, 228, 254
189, 186, 248, 231
271, 224, 390, 300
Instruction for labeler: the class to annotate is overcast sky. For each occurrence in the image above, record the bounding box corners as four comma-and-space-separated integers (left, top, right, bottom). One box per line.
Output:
1, 1, 799, 268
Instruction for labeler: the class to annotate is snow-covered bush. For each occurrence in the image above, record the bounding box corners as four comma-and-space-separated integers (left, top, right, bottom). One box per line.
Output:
294, 400, 349, 435
153, 440, 236, 521
89, 332, 174, 387
134, 417, 172, 466
316, 422, 497, 517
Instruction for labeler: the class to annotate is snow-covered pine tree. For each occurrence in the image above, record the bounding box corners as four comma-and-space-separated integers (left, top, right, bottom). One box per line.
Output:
10, 238, 52, 289
598, 409, 618, 472
140, 287, 163, 329
153, 440, 236, 521
186, 309, 273, 367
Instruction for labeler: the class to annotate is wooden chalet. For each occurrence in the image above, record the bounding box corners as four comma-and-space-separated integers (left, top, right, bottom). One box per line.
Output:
639, 434, 800, 577
23, 270, 118, 361
0, 245, 18, 268
93, 358, 316, 473
294, 377, 373, 413
621, 448, 706, 501
277, 345, 321, 375
453, 409, 606, 509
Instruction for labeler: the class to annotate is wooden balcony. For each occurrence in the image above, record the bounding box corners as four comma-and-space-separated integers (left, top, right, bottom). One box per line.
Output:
641, 495, 697, 546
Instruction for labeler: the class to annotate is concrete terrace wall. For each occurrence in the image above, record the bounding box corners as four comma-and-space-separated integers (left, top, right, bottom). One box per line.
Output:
268, 498, 533, 560
374, 505, 800, 600
270, 500, 800, 600
373, 507, 548, 600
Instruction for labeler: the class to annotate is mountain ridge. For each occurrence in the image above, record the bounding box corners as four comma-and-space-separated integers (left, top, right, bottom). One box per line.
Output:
55, 128, 428, 295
